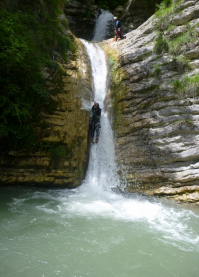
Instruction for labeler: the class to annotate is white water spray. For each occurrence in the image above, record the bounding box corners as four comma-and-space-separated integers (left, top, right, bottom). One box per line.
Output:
92, 10, 114, 41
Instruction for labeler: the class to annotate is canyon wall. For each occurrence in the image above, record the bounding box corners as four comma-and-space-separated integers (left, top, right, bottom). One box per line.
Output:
0, 28, 92, 188
64, 0, 99, 40
113, 0, 162, 32
103, 0, 199, 204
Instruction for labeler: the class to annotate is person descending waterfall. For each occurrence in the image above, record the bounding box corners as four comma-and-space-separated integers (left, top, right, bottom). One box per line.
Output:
114, 17, 126, 41
90, 101, 101, 143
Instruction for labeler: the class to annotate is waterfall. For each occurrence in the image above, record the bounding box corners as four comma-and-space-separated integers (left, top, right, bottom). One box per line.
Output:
92, 10, 114, 41
1, 38, 199, 277
81, 40, 119, 193
76, 41, 199, 249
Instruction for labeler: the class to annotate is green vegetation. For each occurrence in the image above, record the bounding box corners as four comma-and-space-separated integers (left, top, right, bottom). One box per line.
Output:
154, 33, 169, 54
185, 118, 193, 126
155, 0, 173, 18
0, 0, 75, 152
51, 145, 66, 159
154, 0, 198, 57
172, 56, 190, 72
152, 66, 161, 77
169, 27, 198, 56
95, 0, 129, 11
40, 141, 66, 159
173, 75, 199, 98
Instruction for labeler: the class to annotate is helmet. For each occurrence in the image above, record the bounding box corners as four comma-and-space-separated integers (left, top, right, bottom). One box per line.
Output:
114, 17, 117, 20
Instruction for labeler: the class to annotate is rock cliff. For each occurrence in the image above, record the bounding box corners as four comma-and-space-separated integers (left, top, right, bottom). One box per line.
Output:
113, 0, 162, 32
64, 0, 99, 40
103, 0, 199, 204
0, 29, 92, 188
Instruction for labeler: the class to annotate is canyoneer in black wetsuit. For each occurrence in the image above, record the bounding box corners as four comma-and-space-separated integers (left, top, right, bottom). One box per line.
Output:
90, 101, 101, 143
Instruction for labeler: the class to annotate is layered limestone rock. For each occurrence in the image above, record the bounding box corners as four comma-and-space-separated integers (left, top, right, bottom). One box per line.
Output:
113, 0, 162, 32
64, 0, 99, 40
0, 31, 92, 187
103, 0, 199, 204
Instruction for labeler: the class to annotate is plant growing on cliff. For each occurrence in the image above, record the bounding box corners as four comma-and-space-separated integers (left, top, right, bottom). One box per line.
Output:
0, 0, 75, 151
173, 75, 199, 99
152, 66, 161, 77
172, 56, 190, 73
185, 118, 193, 126
169, 27, 198, 56
154, 32, 169, 54
155, 0, 173, 19
154, 0, 181, 31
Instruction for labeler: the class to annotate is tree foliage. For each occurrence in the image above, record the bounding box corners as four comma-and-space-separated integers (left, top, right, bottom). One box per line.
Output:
95, 0, 129, 10
0, 0, 74, 151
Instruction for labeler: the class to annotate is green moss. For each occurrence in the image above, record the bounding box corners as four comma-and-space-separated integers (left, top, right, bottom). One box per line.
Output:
185, 118, 193, 126
39, 141, 67, 159
107, 50, 128, 133
51, 145, 66, 159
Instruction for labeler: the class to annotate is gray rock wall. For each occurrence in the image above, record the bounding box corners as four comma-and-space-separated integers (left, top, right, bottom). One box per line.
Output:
64, 0, 99, 40
113, 0, 162, 32
103, 0, 199, 204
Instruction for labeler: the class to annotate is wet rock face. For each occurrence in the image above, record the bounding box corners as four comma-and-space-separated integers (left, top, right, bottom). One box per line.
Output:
64, 0, 99, 40
0, 32, 92, 188
104, 0, 199, 204
113, 0, 162, 32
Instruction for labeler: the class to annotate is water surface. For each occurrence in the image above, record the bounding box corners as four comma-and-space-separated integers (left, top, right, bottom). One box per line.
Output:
0, 186, 199, 277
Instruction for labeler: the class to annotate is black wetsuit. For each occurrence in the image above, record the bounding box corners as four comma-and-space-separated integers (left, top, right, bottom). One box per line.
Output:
90, 104, 101, 139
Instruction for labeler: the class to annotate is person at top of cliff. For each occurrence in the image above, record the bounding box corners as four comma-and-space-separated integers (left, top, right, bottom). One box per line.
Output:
114, 17, 126, 41
90, 101, 101, 143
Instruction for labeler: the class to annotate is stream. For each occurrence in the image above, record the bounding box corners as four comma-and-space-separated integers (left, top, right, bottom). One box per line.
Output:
1, 9, 199, 277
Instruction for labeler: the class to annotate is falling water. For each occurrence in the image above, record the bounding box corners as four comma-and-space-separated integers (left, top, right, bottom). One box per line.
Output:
92, 10, 114, 41
80, 40, 119, 193
0, 12, 199, 277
